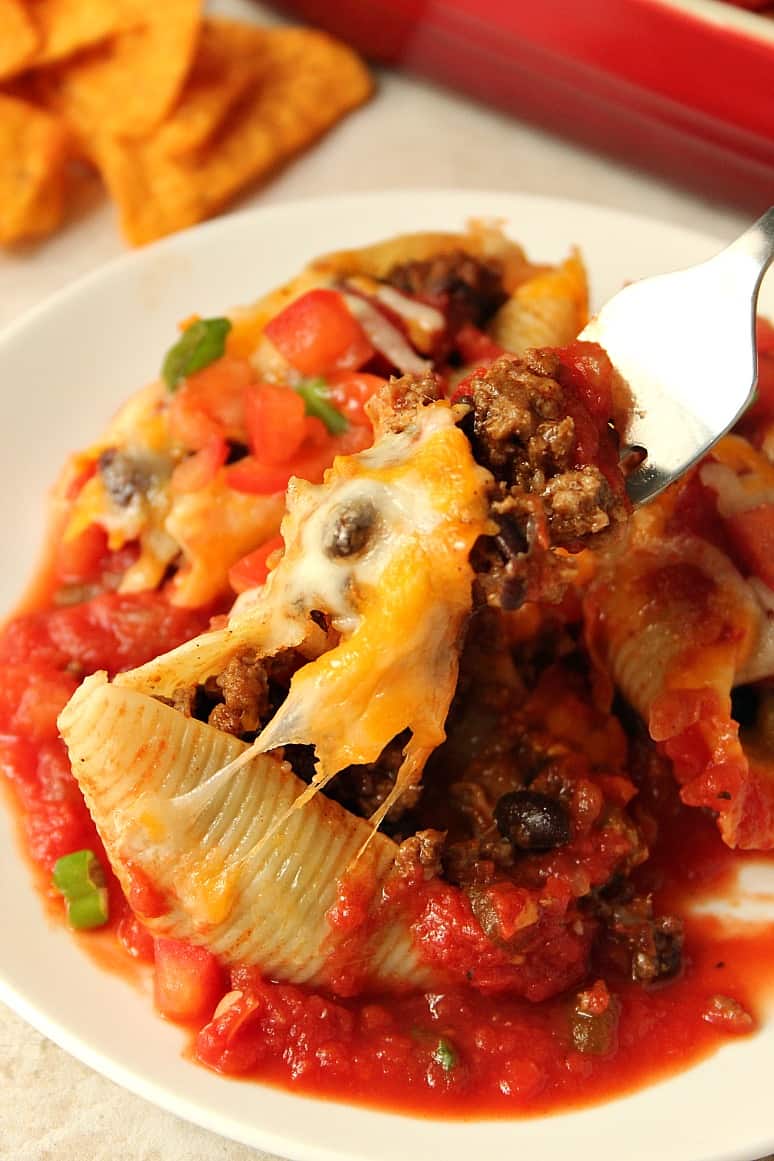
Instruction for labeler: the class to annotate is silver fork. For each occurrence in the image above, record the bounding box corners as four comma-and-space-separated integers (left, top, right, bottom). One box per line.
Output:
580, 207, 774, 505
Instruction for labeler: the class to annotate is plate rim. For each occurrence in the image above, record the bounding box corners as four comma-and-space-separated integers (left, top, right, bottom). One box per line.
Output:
2, 187, 773, 1161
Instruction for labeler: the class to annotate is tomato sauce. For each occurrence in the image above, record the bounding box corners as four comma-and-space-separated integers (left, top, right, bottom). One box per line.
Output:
2, 533, 774, 1118
192, 803, 774, 1115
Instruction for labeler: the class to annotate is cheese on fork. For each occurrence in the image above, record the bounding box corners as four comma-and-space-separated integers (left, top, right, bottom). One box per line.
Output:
117, 400, 494, 829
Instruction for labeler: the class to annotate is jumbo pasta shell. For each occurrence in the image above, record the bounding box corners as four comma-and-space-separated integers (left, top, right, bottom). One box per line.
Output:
58, 672, 434, 993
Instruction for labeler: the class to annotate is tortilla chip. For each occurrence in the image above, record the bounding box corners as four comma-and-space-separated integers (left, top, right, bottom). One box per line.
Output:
0, 0, 40, 80
27, 0, 138, 68
0, 92, 69, 243
93, 28, 373, 245
154, 19, 267, 158
40, 0, 202, 139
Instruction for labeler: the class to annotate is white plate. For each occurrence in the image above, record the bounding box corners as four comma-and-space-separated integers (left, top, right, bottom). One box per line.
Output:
1, 191, 773, 1161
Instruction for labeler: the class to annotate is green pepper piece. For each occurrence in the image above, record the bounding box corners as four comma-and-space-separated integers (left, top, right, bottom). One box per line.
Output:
162, 317, 232, 391
431, 1038, 458, 1071
52, 849, 109, 931
295, 377, 349, 436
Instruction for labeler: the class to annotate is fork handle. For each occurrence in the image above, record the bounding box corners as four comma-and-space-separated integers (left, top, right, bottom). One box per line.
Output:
727, 206, 774, 293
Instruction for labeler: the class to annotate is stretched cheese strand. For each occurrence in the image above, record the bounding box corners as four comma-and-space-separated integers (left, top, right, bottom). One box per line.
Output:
59, 673, 434, 993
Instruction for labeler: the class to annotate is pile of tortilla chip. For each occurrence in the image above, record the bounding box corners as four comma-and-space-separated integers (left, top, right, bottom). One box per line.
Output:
0, 1, 372, 247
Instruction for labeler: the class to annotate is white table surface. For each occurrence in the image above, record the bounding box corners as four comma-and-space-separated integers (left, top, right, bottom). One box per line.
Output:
0, 1, 766, 1158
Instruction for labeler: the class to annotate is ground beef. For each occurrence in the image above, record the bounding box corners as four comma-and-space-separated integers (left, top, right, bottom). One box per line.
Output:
468, 351, 621, 540
542, 468, 616, 541
595, 891, 684, 983
366, 370, 443, 435
387, 250, 507, 330
472, 491, 578, 609
168, 683, 198, 717
463, 352, 626, 607
393, 829, 446, 879
468, 351, 577, 484
329, 732, 419, 825
206, 648, 269, 736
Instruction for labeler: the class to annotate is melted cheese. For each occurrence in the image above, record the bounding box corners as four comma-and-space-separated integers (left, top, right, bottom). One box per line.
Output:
699, 435, 774, 518
117, 401, 494, 834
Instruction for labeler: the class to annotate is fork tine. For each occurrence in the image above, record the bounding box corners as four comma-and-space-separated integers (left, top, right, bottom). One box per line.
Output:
581, 208, 774, 505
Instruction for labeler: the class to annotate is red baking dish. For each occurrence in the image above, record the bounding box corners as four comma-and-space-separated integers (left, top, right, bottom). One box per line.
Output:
277, 0, 774, 210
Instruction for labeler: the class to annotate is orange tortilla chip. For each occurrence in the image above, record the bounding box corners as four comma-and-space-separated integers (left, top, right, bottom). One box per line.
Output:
93, 28, 373, 245
154, 18, 268, 158
0, 92, 68, 244
27, 0, 138, 68
0, 1, 40, 80
40, 0, 202, 139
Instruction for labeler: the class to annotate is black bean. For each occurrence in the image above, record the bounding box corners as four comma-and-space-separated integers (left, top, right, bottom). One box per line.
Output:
495, 789, 571, 852
98, 449, 148, 507
324, 499, 377, 558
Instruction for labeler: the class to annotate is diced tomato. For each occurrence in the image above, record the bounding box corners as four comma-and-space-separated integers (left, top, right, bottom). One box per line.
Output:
244, 383, 307, 464
228, 534, 285, 594
303, 415, 331, 449
725, 504, 774, 588
327, 371, 387, 426
170, 436, 229, 494
450, 364, 490, 404
0, 663, 78, 742
225, 457, 297, 495
557, 341, 615, 422
56, 524, 110, 585
226, 442, 332, 494
153, 937, 226, 1022
123, 860, 168, 920
264, 289, 374, 377
167, 355, 253, 449
117, 908, 156, 963
555, 341, 628, 504
226, 421, 372, 496
455, 323, 505, 366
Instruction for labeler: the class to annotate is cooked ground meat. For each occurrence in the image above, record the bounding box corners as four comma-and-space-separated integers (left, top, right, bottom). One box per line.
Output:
393, 829, 446, 879
168, 683, 198, 718
472, 491, 578, 609
463, 352, 626, 607
387, 250, 507, 330
366, 370, 443, 435
542, 468, 616, 541
596, 892, 684, 984
206, 648, 269, 736
329, 732, 419, 825
468, 352, 623, 540
469, 352, 577, 485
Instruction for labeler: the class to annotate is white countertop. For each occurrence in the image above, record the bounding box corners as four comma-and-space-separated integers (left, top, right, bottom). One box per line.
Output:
0, 1, 766, 1158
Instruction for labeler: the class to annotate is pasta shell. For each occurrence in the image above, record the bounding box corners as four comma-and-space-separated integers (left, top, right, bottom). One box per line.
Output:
585, 510, 774, 848
489, 251, 588, 351
58, 673, 434, 993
